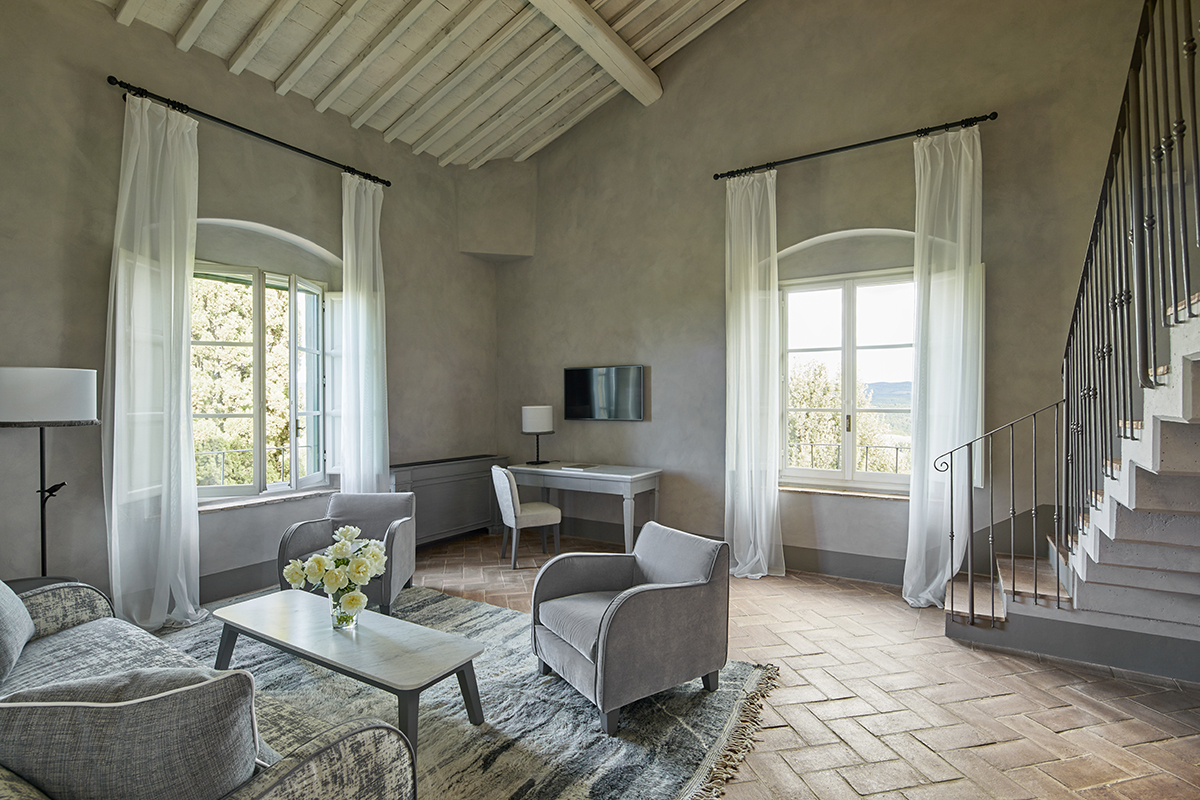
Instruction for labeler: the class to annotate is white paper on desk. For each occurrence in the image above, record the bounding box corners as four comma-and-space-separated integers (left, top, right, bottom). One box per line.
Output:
559, 464, 596, 471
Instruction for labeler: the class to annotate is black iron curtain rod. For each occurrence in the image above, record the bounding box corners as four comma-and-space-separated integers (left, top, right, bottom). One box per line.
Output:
106, 76, 391, 187
712, 111, 999, 181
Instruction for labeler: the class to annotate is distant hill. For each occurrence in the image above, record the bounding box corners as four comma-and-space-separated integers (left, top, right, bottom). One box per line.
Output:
865, 381, 911, 408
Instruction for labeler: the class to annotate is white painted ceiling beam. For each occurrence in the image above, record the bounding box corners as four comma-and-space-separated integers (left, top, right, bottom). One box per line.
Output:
176, 0, 225, 51
350, 0, 496, 129
275, 0, 371, 95
382, 5, 540, 142
437, 50, 589, 166
525, 0, 661, 106
314, 0, 439, 113
228, 0, 303, 75
410, 28, 564, 155
115, 0, 147, 26
515, 0, 750, 162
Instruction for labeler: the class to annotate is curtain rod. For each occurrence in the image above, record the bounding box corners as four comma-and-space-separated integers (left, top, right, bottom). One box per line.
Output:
106, 76, 391, 187
712, 111, 999, 181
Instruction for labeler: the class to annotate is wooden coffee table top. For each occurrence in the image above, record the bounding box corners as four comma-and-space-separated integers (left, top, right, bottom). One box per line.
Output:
214, 590, 484, 693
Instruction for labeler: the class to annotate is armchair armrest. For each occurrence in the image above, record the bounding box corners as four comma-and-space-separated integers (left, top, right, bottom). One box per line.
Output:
531, 553, 637, 624
277, 518, 335, 591
595, 576, 729, 713
225, 719, 415, 800
383, 512, 416, 601
18, 583, 114, 641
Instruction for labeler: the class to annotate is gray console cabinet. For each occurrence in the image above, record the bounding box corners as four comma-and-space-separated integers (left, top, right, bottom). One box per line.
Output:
389, 455, 508, 546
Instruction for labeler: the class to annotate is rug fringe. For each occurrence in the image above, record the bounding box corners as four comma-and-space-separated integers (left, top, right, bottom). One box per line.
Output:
686, 663, 781, 800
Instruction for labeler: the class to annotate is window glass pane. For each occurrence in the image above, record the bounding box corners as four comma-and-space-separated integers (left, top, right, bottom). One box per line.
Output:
191, 345, 253, 414
192, 274, 252, 343
787, 411, 841, 470
856, 412, 912, 474
787, 287, 842, 349
297, 416, 320, 479
788, 352, 841, 410
856, 282, 914, 346
856, 347, 913, 409
266, 444, 290, 485
265, 283, 290, 485
194, 417, 253, 486
297, 284, 321, 353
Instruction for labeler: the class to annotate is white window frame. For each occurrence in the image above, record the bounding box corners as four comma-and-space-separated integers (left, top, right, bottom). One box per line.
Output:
192, 262, 328, 498
780, 267, 914, 494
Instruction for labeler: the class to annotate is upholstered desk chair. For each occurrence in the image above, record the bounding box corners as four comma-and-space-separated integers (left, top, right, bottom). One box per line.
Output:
490, 466, 561, 570
531, 521, 730, 735
278, 492, 416, 614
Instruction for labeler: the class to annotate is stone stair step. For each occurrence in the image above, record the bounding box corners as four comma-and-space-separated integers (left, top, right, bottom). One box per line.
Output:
1094, 501, 1200, 547
1072, 578, 1200, 626
943, 573, 1005, 622
996, 552, 1072, 604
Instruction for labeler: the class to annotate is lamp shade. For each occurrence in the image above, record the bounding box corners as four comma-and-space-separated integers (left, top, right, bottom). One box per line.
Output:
0, 368, 98, 425
521, 405, 554, 435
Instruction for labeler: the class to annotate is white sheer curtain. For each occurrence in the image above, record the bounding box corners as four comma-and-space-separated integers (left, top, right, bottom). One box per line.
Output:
102, 96, 205, 630
724, 171, 785, 578
903, 128, 985, 608
340, 173, 391, 493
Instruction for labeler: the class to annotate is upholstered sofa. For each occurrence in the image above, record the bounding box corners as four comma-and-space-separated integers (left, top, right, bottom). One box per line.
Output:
0, 581, 415, 800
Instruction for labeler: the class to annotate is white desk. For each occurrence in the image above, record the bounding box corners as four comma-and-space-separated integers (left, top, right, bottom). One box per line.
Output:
507, 462, 662, 554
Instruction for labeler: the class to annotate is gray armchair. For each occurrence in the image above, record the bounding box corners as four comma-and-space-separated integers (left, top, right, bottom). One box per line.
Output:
278, 492, 416, 614
531, 521, 730, 735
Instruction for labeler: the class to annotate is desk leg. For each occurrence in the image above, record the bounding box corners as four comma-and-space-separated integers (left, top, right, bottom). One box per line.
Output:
456, 662, 485, 725
653, 486, 660, 521
397, 691, 420, 753
622, 495, 635, 554
215, 625, 239, 670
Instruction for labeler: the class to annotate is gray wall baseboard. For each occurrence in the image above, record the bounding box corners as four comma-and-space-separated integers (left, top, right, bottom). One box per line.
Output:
784, 545, 905, 586
201, 561, 278, 605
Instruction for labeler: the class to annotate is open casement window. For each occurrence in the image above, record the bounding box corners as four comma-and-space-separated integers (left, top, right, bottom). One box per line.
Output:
781, 269, 914, 493
323, 292, 343, 475
191, 263, 327, 497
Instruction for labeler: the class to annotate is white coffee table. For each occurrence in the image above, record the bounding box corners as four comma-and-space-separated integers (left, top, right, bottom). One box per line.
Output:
213, 590, 485, 752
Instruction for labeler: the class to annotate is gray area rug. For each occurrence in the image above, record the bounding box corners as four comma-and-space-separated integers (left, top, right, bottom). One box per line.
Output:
161, 587, 777, 800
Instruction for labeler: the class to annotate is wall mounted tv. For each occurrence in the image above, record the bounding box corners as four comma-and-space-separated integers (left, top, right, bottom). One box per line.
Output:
564, 365, 644, 421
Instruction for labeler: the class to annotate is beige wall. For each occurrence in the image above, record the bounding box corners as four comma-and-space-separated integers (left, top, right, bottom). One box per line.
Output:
0, 0, 500, 591
496, 0, 1141, 574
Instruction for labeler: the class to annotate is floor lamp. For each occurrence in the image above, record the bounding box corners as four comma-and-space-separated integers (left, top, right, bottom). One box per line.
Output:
0, 368, 99, 587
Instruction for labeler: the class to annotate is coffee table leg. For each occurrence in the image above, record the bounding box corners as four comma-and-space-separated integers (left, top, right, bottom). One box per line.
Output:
215, 625, 239, 670
457, 661, 484, 725
397, 691, 419, 753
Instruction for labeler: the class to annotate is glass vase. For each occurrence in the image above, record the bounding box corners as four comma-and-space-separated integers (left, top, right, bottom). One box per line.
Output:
330, 596, 358, 630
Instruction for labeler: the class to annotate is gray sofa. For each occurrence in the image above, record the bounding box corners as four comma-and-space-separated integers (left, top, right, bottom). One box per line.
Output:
0, 581, 415, 800
531, 521, 730, 734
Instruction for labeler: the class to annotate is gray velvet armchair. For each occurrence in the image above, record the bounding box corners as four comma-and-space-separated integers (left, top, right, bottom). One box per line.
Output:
531, 521, 730, 735
278, 492, 416, 614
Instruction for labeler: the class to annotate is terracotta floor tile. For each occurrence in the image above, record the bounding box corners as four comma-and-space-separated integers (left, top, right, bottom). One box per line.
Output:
1028, 706, 1107, 733
780, 741, 864, 774
1037, 754, 1132, 790
912, 723, 996, 752
837, 759, 928, 794
973, 738, 1060, 770
1103, 772, 1200, 800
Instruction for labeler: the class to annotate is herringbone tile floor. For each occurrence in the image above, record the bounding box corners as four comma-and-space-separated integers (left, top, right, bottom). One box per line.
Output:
414, 530, 1200, 799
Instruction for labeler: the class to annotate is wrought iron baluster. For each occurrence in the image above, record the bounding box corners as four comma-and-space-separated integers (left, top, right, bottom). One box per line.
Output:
1054, 402, 1062, 608
1009, 424, 1016, 594
1155, 0, 1184, 320
966, 443, 975, 625
1032, 414, 1039, 601
1184, 0, 1200, 252
988, 434, 995, 626
1130, 36, 1157, 389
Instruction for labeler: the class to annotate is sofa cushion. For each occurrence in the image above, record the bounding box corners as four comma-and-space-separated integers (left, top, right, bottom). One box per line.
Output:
0, 668, 259, 800
538, 591, 621, 662
0, 581, 35, 684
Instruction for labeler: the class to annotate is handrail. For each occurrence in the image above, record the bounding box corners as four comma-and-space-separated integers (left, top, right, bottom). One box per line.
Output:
933, 399, 1063, 468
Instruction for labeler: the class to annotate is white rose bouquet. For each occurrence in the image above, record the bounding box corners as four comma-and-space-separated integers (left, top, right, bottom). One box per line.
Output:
282, 525, 388, 628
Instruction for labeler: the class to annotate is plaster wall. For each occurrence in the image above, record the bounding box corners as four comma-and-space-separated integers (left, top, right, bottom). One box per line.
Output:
0, 0, 499, 591
495, 0, 1141, 577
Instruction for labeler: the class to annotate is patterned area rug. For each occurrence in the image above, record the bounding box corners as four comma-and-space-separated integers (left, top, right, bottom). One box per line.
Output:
161, 587, 777, 800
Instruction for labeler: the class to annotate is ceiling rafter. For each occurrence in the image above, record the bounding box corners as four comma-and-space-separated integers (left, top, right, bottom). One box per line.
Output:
275, 0, 372, 95
314, 0, 440, 113
175, 0, 225, 52
349, 0, 498, 129
115, 0, 147, 26
228, 0, 303, 75
525, 0, 660, 106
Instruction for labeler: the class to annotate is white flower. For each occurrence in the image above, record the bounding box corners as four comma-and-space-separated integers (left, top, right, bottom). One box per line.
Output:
323, 566, 349, 594
340, 590, 368, 615
348, 557, 373, 586
282, 559, 305, 589
304, 554, 332, 583
333, 525, 362, 542
368, 551, 387, 577
329, 539, 353, 561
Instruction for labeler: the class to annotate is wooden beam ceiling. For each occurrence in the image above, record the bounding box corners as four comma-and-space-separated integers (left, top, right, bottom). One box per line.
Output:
96, 0, 745, 168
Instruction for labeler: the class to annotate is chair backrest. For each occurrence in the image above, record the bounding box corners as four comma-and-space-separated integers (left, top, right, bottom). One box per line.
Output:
490, 466, 520, 528
327, 492, 414, 540
633, 521, 727, 585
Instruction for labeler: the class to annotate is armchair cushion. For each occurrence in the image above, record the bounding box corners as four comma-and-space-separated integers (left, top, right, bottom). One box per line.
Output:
0, 668, 259, 800
538, 591, 622, 661
514, 501, 560, 529
0, 583, 34, 684
327, 493, 408, 540
633, 524, 724, 585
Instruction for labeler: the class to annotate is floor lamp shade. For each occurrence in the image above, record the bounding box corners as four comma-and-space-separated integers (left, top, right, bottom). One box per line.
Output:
521, 405, 554, 435
0, 368, 98, 424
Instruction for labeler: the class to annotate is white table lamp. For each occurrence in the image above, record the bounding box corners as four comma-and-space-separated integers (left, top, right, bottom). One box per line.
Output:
0, 367, 99, 578
521, 405, 554, 465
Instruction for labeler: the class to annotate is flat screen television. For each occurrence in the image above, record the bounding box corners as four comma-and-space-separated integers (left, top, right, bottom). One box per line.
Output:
564, 365, 644, 421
